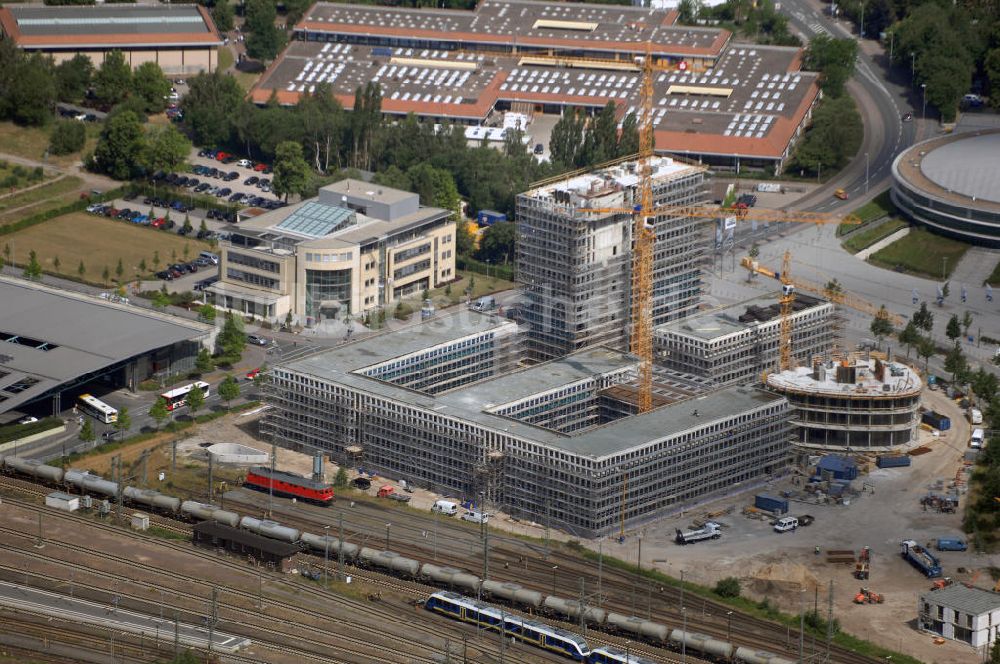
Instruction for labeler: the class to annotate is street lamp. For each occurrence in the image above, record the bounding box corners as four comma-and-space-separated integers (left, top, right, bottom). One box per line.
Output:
859, 0, 865, 38
323, 525, 330, 584
726, 610, 733, 644
865, 152, 870, 193
921, 83, 927, 121
551, 565, 558, 596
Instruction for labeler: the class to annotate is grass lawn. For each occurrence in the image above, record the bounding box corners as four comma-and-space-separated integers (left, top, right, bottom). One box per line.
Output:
868, 227, 970, 279
218, 45, 235, 72
987, 260, 1000, 286
0, 175, 84, 226
422, 268, 516, 308
4, 212, 211, 285
0, 121, 99, 169
838, 190, 895, 235
842, 218, 908, 254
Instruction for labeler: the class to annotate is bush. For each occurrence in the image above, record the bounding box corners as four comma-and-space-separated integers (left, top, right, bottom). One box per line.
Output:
49, 120, 87, 155
714, 576, 741, 598
394, 301, 413, 320
0, 417, 63, 444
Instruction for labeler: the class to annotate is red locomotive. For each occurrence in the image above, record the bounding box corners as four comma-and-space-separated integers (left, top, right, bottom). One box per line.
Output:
243, 467, 334, 505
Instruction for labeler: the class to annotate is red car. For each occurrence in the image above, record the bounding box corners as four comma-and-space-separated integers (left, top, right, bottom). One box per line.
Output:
253, 162, 269, 172
244, 467, 334, 505
150, 217, 166, 229
215, 151, 231, 162
246, 368, 261, 380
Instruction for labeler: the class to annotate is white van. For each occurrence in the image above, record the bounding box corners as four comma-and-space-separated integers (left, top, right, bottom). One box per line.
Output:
971, 428, 985, 449
774, 516, 799, 533
431, 500, 458, 516
460, 511, 489, 524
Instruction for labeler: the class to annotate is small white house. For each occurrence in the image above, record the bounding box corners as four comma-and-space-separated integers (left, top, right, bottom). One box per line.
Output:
130, 512, 150, 531
920, 583, 1000, 651
45, 492, 79, 513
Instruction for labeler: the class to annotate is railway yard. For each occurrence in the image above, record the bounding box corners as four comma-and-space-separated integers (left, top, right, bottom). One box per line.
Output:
0, 371, 991, 664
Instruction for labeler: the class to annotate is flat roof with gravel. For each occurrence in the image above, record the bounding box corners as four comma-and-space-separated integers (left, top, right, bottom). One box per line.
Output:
920, 131, 1000, 205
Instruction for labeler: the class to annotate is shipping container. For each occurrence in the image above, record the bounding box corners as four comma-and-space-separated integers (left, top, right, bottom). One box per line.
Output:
817, 455, 858, 480
921, 411, 951, 431
877, 455, 911, 468
754, 494, 789, 514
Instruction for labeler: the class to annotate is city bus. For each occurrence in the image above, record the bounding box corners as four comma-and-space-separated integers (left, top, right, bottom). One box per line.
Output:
77, 394, 118, 424
160, 381, 211, 411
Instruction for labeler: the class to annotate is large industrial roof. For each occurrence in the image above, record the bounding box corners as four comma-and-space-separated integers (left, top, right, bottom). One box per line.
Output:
251, 39, 816, 161
0, 278, 211, 415
919, 131, 1000, 205
298, 0, 728, 57
279, 311, 785, 459
0, 5, 222, 49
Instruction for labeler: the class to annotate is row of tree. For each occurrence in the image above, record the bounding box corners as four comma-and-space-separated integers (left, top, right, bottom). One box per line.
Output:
0, 43, 174, 127
679, 0, 799, 47
549, 102, 639, 171
180, 76, 554, 215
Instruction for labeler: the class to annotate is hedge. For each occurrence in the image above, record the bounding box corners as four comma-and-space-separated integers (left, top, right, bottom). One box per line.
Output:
0, 185, 129, 238
0, 417, 63, 444
457, 255, 516, 281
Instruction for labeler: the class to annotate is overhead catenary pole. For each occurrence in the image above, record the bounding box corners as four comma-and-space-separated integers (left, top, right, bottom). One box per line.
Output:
338, 513, 345, 580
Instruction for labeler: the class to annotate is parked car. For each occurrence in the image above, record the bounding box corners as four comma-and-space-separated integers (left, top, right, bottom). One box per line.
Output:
901, 112, 913, 122
253, 162, 269, 172
217, 188, 232, 198
224, 171, 239, 181
533, 143, 544, 154
244, 176, 259, 186
195, 183, 210, 193
177, 225, 191, 236
237, 159, 252, 168
246, 334, 268, 346
17, 416, 39, 425
156, 270, 172, 280
246, 368, 261, 380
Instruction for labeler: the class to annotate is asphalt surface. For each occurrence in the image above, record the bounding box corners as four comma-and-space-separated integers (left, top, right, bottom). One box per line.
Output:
0, 581, 249, 652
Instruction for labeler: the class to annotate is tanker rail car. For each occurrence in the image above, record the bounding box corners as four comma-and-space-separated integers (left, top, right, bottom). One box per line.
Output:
0, 455, 797, 664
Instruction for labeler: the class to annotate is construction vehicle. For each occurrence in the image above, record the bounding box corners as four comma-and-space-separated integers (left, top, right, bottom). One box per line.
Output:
854, 587, 884, 604
674, 521, 722, 545
854, 546, 871, 580
901, 539, 942, 578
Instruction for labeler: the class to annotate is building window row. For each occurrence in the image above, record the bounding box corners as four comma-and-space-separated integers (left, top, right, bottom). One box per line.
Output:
394, 259, 431, 280
226, 268, 279, 290
227, 251, 280, 274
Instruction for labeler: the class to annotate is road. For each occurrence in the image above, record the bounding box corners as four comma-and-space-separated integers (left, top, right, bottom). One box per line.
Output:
779, 0, 921, 212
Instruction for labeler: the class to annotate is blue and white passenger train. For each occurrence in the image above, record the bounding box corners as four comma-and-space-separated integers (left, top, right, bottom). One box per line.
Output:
425, 591, 658, 663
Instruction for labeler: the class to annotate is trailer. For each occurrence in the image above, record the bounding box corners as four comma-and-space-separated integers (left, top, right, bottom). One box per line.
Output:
675, 522, 722, 544
921, 411, 951, 431
876, 455, 911, 469
900, 539, 942, 578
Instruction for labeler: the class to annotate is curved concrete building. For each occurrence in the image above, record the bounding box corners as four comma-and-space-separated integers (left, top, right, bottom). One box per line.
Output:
891, 130, 1000, 247
766, 355, 922, 451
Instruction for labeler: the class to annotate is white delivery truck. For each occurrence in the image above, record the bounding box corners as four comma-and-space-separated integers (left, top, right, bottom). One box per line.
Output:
674, 522, 722, 544
971, 428, 985, 449
431, 500, 459, 516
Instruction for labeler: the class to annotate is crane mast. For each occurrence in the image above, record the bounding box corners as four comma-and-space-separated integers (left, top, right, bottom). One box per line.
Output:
631, 47, 656, 414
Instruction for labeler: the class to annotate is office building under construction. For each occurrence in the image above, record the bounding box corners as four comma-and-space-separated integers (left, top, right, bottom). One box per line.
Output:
516, 156, 709, 361
654, 292, 836, 386
766, 354, 922, 450
263, 310, 791, 538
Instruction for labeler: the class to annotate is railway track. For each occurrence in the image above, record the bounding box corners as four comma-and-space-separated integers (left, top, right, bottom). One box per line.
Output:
0, 493, 549, 664
0, 613, 172, 664
226, 488, 875, 664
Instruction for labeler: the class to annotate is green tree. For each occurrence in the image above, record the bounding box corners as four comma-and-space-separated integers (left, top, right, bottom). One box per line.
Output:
23, 250, 42, 280
115, 258, 124, 283
77, 260, 86, 279
333, 467, 349, 488
218, 374, 240, 409
93, 50, 132, 107
678, 0, 699, 24
475, 222, 516, 265
217, 312, 246, 359
245, 0, 287, 62
802, 35, 858, 98
197, 304, 217, 324
913, 301, 934, 333
49, 120, 87, 155
945, 343, 968, 383
149, 397, 169, 431
151, 290, 170, 309
138, 258, 147, 274
962, 310, 974, 338
93, 110, 144, 180
714, 577, 741, 598
133, 61, 171, 114
78, 417, 95, 445
113, 406, 131, 440
578, 101, 619, 167
3, 51, 57, 126
53, 256, 61, 273
787, 96, 862, 176
199, 218, 208, 235
181, 71, 245, 147
185, 382, 205, 417
917, 335, 936, 373
195, 347, 214, 374
971, 368, 998, 406
898, 320, 921, 359
549, 107, 585, 168
55, 54, 94, 104
273, 141, 311, 202
617, 111, 639, 157
990, 639, 1000, 664
869, 306, 893, 349
152, 251, 160, 271
140, 124, 191, 174
987, 48, 1000, 112
946, 314, 961, 343
182, 215, 193, 236
212, 0, 235, 33
823, 278, 843, 299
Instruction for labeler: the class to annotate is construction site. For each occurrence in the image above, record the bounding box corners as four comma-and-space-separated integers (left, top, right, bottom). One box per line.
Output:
515, 155, 710, 361
766, 354, 923, 450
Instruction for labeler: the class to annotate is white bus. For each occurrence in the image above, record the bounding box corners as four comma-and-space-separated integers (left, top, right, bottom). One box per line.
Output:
78, 394, 118, 424
160, 381, 211, 411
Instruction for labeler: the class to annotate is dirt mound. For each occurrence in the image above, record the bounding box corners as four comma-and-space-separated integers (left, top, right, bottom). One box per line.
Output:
747, 559, 821, 596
